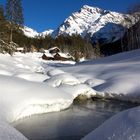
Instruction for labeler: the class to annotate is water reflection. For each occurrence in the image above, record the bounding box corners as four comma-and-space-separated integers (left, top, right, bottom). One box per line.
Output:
13, 99, 138, 140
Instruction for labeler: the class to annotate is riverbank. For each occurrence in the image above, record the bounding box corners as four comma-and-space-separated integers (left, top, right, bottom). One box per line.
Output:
13, 99, 139, 140
0, 49, 140, 140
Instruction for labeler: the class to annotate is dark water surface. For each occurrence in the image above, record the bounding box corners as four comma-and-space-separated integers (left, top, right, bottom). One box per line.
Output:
13, 99, 139, 140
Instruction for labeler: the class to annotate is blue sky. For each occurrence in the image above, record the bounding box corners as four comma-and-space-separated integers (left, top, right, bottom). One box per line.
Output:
0, 0, 140, 32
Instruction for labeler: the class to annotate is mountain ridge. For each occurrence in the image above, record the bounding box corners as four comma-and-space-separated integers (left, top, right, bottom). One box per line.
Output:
22, 26, 53, 38
22, 5, 138, 44
52, 5, 137, 44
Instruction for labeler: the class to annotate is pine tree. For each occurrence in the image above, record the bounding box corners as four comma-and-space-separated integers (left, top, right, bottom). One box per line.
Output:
0, 5, 4, 21
6, 0, 24, 43
0, 4, 9, 50
0, 5, 5, 39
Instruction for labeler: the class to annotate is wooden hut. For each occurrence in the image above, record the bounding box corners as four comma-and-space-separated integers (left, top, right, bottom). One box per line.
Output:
42, 54, 54, 60
49, 47, 60, 54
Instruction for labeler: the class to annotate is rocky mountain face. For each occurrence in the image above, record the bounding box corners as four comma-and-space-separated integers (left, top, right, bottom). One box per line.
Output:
22, 5, 138, 44
52, 5, 137, 44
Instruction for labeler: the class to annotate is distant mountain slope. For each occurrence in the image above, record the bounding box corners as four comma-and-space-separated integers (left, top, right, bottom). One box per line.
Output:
22, 5, 138, 44
52, 5, 137, 44
40, 29, 54, 37
22, 26, 39, 38
22, 26, 53, 38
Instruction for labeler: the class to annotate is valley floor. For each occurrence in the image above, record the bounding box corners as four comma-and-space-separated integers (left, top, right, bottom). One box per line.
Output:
0, 49, 140, 140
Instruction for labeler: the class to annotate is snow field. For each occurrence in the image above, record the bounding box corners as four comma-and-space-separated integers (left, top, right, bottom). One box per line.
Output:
0, 49, 140, 140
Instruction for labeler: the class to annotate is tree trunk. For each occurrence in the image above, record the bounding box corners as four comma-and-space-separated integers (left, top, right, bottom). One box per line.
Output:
10, 28, 13, 43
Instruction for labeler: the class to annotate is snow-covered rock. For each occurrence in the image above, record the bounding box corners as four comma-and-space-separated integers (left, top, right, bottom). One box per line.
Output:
53, 5, 137, 44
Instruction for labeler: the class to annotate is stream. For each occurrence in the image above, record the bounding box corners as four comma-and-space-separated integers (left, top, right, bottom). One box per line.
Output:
13, 99, 139, 140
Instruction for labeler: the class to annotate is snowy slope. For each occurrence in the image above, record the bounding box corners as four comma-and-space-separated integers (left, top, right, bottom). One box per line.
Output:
59, 49, 140, 103
53, 5, 137, 43
40, 29, 54, 37
22, 26, 53, 38
22, 26, 39, 38
1, 48, 140, 139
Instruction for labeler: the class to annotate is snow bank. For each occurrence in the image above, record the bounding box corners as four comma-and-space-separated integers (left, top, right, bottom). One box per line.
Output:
58, 84, 96, 99
60, 49, 140, 103
0, 52, 96, 140
0, 53, 47, 82
82, 106, 140, 140
44, 68, 96, 99
0, 74, 73, 140
0, 52, 96, 123
0, 75, 72, 122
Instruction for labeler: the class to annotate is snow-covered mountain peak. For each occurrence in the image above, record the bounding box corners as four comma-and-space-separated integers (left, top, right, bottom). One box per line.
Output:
81, 5, 105, 14
22, 5, 137, 45
53, 5, 136, 44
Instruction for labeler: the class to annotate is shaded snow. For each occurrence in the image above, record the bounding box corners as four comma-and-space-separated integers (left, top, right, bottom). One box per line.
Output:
0, 119, 27, 140
82, 106, 140, 140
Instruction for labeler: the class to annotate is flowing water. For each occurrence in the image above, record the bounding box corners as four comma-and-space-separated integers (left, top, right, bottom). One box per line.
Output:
13, 99, 139, 140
